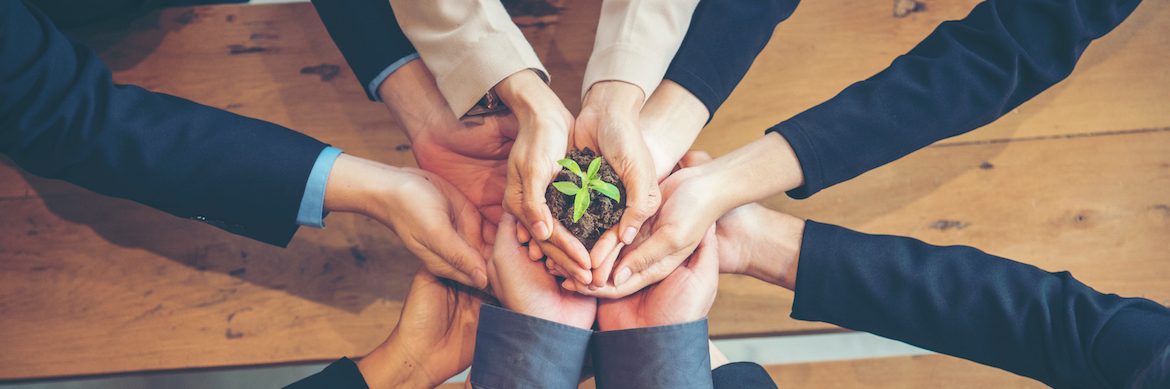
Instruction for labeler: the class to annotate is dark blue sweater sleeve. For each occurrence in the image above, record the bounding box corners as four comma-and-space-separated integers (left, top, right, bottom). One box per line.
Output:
0, 0, 327, 247
767, 0, 1141, 199
310, 0, 416, 102
664, 0, 800, 118
791, 221, 1170, 389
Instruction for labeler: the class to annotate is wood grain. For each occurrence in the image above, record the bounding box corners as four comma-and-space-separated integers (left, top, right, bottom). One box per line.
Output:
1, 0, 1168, 380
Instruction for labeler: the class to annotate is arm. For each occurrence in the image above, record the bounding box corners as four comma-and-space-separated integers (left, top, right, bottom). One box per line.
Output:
285, 268, 488, 389
310, 0, 417, 102
711, 197, 1170, 389
386, 0, 547, 118
0, 0, 325, 247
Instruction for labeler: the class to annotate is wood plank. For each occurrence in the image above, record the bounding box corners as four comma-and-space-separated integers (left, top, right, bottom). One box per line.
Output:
762, 354, 1048, 388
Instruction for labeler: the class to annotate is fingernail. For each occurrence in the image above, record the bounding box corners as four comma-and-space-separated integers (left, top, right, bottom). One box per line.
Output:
588, 284, 599, 291
614, 267, 632, 286
535, 222, 551, 240
621, 227, 637, 245
561, 279, 575, 290
473, 269, 488, 289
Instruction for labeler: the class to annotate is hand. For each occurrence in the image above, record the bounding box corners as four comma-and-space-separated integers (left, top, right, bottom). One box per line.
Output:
494, 69, 595, 286
357, 267, 491, 389
379, 59, 516, 225
487, 213, 596, 329
573, 81, 662, 288
713, 202, 804, 291
638, 79, 710, 182
324, 154, 491, 289
595, 221, 720, 330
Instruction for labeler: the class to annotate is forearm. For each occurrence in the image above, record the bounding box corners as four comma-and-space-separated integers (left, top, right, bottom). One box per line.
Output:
356, 338, 439, 389
584, 0, 700, 101
694, 132, 803, 213
791, 221, 1170, 389
388, 0, 546, 117
770, 0, 1141, 199
640, 80, 708, 180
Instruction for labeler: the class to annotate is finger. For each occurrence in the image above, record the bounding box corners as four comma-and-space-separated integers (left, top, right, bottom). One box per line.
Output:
611, 226, 698, 288
528, 237, 545, 260
516, 220, 531, 243
546, 223, 593, 271
588, 228, 621, 272
590, 240, 624, 289
537, 238, 592, 285
678, 150, 714, 168
519, 172, 556, 241
420, 228, 490, 289
613, 162, 661, 246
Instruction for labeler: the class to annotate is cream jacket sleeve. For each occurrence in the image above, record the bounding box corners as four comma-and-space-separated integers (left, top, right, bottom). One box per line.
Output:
387, 0, 548, 117
582, 0, 700, 102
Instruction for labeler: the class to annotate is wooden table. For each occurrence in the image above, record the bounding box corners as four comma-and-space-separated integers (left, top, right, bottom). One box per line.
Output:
1, 0, 1167, 384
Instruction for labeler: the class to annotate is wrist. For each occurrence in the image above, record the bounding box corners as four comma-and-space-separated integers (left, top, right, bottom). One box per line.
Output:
357, 337, 438, 389
698, 133, 803, 208
745, 211, 803, 290
582, 80, 645, 114
493, 69, 554, 116
322, 155, 407, 225
378, 59, 446, 142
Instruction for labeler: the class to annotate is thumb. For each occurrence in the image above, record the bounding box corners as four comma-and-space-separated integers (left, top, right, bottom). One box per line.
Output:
420, 228, 490, 289
678, 150, 714, 169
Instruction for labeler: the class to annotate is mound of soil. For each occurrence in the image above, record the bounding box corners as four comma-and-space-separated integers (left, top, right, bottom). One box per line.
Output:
545, 148, 625, 250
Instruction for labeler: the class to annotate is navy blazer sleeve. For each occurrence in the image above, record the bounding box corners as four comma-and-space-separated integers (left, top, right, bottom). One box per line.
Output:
664, 0, 800, 118
0, 0, 328, 247
767, 0, 1141, 199
310, 0, 416, 101
282, 357, 369, 389
792, 221, 1170, 389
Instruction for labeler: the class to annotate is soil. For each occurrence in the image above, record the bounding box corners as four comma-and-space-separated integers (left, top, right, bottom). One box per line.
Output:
545, 148, 625, 250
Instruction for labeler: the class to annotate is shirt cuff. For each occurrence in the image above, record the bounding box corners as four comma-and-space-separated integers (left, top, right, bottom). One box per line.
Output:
295, 146, 344, 228
592, 318, 713, 389
470, 304, 591, 389
368, 53, 420, 102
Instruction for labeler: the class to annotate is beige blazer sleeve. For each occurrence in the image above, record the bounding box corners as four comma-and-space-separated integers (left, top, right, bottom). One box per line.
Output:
388, 0, 548, 117
582, 0, 700, 102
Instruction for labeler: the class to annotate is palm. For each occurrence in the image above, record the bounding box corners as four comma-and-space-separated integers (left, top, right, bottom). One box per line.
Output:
410, 111, 516, 224
597, 240, 718, 330
387, 268, 490, 385
489, 214, 596, 329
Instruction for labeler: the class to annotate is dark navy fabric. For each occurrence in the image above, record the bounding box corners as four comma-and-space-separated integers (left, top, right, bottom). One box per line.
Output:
282, 357, 369, 389
793, 221, 1170, 389
766, 0, 1141, 199
592, 318, 712, 389
664, 0, 800, 119
712, 362, 778, 389
470, 304, 593, 389
310, 0, 416, 102
0, 0, 327, 247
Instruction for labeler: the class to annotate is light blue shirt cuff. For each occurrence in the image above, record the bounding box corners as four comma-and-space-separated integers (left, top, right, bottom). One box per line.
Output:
296, 147, 344, 229
369, 53, 420, 102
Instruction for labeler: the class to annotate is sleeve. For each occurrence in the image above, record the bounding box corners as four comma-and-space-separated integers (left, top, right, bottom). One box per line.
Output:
469, 304, 592, 389
387, 0, 547, 117
712, 362, 778, 389
282, 357, 370, 389
765, 0, 1142, 199
591, 319, 713, 389
0, 0, 328, 247
582, 0, 700, 101
791, 220, 1170, 389
310, 0, 418, 101
664, 0, 800, 118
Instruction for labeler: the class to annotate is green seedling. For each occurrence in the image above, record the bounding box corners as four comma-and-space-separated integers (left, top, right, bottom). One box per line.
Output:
552, 157, 621, 222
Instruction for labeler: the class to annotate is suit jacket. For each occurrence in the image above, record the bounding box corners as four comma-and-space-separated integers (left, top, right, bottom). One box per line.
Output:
664, 0, 800, 120
0, 0, 327, 247
309, 0, 416, 102
766, 0, 1142, 199
794, 221, 1170, 389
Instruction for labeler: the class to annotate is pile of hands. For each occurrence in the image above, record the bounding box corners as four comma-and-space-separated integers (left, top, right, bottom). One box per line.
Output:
344, 63, 807, 388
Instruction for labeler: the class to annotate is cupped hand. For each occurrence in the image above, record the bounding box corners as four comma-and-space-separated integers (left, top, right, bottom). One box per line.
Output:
326, 154, 492, 289
596, 222, 720, 330
574, 81, 662, 288
568, 150, 732, 298
379, 59, 516, 226
494, 69, 595, 285
358, 267, 492, 389
487, 213, 596, 329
